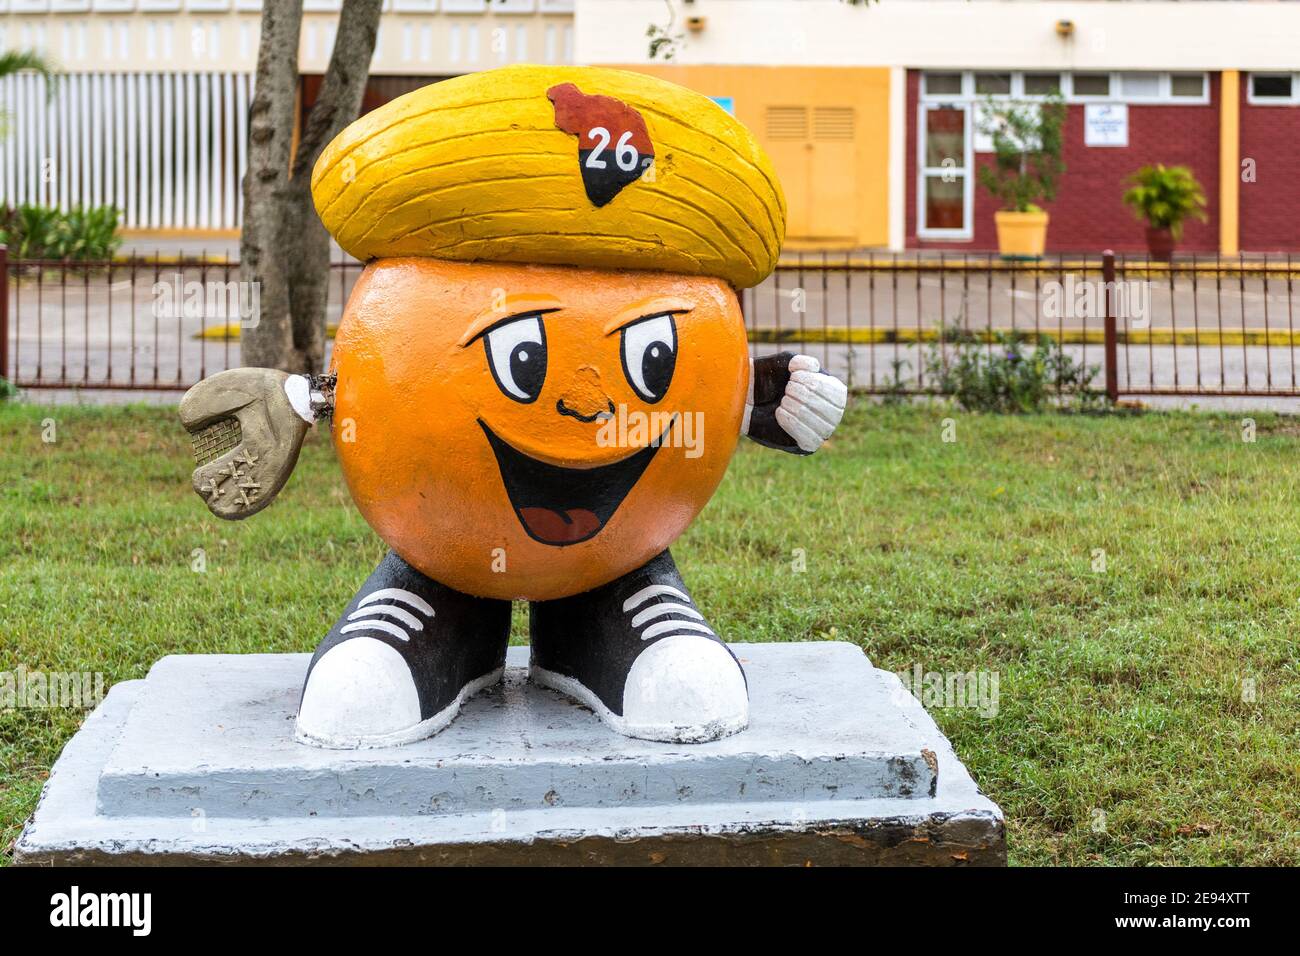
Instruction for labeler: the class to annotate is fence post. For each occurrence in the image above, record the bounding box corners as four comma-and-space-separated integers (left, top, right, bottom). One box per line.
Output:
1102, 249, 1118, 404
0, 245, 8, 384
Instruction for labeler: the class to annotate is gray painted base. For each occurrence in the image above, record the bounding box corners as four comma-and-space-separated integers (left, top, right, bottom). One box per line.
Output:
15, 642, 1004, 866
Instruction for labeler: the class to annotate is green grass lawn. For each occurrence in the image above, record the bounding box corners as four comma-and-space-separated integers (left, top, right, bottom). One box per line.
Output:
1, 400, 1297, 865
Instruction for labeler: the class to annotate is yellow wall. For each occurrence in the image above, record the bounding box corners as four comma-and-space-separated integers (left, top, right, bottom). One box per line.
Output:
1219, 69, 1240, 257
605, 64, 892, 249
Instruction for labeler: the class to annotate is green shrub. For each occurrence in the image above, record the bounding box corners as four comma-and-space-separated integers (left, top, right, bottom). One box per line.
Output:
0, 204, 122, 260
0, 377, 17, 403
924, 327, 1101, 412
1121, 164, 1208, 240
880, 357, 912, 406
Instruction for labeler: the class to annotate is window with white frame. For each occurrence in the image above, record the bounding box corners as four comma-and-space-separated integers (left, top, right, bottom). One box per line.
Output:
923, 72, 964, 98
1170, 73, 1206, 99
918, 70, 1211, 105
974, 72, 1012, 96
1072, 73, 1112, 99
918, 103, 972, 239
1023, 72, 1064, 97
1119, 72, 1160, 100
1248, 73, 1299, 105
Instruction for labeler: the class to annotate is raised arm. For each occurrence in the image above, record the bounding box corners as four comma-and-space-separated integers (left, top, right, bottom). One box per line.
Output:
741, 352, 848, 455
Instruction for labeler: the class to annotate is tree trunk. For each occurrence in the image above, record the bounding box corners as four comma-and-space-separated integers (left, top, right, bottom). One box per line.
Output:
240, 0, 382, 373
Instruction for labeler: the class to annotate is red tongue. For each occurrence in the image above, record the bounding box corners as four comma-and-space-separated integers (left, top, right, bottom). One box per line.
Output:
519, 507, 601, 544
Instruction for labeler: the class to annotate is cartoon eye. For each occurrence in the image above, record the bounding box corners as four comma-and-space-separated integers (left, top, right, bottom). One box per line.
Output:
620, 313, 677, 404
484, 314, 547, 403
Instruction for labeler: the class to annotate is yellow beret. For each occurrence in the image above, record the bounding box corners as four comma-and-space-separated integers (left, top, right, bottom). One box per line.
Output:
311, 65, 786, 289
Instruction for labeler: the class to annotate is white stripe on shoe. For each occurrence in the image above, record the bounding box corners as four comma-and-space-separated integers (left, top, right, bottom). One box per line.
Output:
347, 604, 424, 631
621, 584, 692, 613
340, 619, 410, 642
639, 620, 716, 642
358, 587, 435, 617
630, 602, 704, 628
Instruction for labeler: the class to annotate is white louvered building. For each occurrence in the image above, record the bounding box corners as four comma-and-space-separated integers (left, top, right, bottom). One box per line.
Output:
0, 1, 576, 234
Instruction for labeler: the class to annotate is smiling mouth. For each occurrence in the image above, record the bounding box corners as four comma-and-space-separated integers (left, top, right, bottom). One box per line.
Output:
478, 418, 673, 547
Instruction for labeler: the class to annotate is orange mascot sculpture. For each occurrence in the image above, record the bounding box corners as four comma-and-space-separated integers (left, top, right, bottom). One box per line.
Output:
180, 66, 847, 747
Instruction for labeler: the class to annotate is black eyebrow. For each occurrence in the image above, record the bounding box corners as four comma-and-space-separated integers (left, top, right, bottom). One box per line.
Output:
609, 307, 693, 336
462, 307, 563, 347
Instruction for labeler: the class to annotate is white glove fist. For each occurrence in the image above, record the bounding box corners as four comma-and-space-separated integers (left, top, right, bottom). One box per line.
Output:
774, 355, 848, 453
743, 352, 848, 455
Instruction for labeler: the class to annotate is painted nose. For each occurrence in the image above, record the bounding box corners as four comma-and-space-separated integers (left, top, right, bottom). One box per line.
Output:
556, 366, 614, 423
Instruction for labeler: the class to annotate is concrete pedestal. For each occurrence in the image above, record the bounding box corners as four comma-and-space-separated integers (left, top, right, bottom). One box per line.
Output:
15, 642, 1004, 865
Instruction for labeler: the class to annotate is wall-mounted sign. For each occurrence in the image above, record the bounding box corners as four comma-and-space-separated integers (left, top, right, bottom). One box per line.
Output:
1085, 103, 1128, 147
710, 96, 735, 115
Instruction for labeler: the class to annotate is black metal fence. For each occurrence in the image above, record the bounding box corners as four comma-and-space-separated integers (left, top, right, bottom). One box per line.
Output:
4, 244, 1300, 401
740, 251, 1300, 401
0, 246, 365, 392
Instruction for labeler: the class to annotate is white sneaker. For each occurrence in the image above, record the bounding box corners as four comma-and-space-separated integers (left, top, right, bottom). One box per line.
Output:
295, 552, 511, 749
529, 551, 749, 743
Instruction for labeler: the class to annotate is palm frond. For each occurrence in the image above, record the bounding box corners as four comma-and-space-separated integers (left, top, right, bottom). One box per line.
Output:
0, 50, 59, 98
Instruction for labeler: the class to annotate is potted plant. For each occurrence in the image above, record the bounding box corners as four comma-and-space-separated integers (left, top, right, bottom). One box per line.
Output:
1121, 164, 1208, 262
976, 94, 1066, 259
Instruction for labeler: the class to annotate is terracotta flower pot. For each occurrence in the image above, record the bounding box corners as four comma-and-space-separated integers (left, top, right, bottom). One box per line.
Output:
994, 210, 1050, 260
1145, 226, 1175, 263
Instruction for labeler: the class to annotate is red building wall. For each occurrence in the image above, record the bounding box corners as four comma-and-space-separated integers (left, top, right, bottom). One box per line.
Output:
1239, 82, 1300, 252
905, 70, 1222, 254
